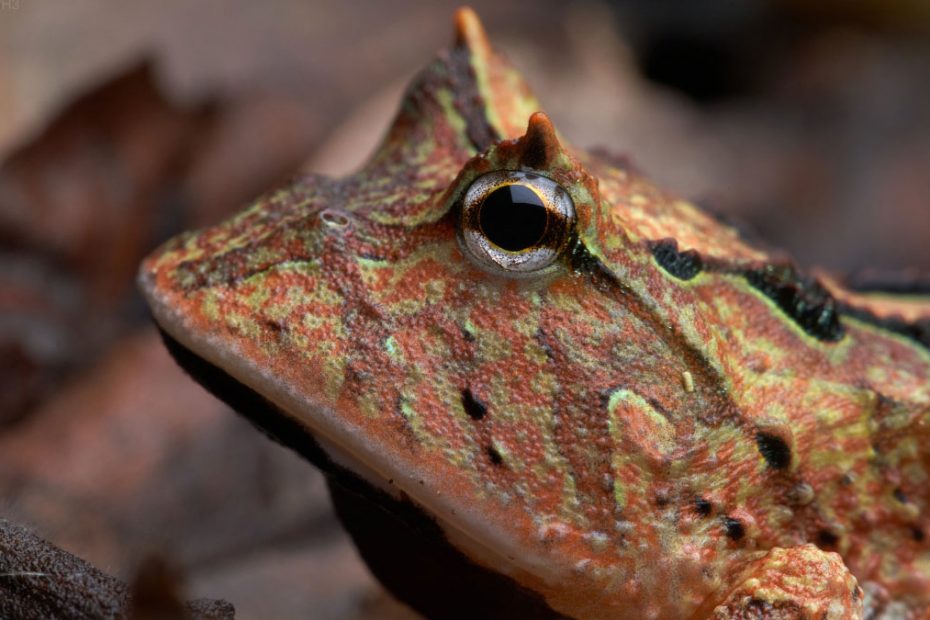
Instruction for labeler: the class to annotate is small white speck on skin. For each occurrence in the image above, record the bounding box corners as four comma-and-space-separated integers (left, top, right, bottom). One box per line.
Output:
682, 370, 695, 393
771, 506, 794, 524
899, 502, 920, 520
536, 521, 571, 543
791, 482, 816, 506
614, 520, 634, 534
573, 559, 592, 573
585, 531, 610, 552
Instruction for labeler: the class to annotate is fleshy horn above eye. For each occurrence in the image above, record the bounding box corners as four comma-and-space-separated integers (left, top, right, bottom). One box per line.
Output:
459, 170, 576, 276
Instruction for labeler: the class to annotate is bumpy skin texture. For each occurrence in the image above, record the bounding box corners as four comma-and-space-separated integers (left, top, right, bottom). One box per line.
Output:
140, 9, 930, 620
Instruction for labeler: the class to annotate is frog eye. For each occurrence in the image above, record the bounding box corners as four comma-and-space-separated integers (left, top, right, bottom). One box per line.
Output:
459, 170, 576, 275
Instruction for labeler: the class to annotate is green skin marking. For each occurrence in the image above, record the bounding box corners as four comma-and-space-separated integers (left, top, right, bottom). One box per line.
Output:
141, 8, 930, 619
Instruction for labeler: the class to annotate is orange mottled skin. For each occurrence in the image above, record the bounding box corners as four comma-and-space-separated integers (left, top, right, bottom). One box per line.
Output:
140, 8, 930, 619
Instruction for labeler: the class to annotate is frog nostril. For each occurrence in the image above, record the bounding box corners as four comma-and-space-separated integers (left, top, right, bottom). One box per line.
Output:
320, 209, 351, 228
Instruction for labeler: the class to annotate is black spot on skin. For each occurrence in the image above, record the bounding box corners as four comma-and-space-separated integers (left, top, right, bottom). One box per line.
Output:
655, 491, 671, 508
264, 319, 285, 333
460, 324, 476, 343
912, 526, 925, 542
756, 431, 791, 470
650, 238, 703, 280
461, 388, 488, 421
723, 517, 744, 541
816, 530, 840, 549
486, 445, 504, 466
694, 497, 712, 517
894, 487, 909, 503
743, 264, 844, 342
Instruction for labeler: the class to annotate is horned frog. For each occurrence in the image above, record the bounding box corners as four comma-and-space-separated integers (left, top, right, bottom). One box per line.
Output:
140, 7, 930, 619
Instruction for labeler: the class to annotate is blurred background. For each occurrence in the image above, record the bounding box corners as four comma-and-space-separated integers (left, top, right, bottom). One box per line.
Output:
1, 0, 928, 617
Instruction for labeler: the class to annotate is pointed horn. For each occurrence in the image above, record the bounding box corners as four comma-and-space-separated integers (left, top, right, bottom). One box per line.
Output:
520, 112, 561, 169
453, 6, 492, 55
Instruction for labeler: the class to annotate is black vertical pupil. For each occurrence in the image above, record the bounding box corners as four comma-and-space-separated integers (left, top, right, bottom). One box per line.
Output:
478, 184, 548, 252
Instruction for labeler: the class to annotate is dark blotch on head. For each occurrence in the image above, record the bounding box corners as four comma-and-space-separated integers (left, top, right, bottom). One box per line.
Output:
912, 526, 925, 542
723, 517, 744, 541
450, 59, 500, 152
894, 487, 909, 503
461, 388, 488, 421
486, 445, 504, 466
743, 264, 844, 341
694, 497, 712, 517
756, 431, 791, 470
816, 530, 840, 548
650, 238, 702, 280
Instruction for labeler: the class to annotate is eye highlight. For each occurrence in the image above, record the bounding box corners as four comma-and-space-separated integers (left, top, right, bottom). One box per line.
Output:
459, 171, 575, 275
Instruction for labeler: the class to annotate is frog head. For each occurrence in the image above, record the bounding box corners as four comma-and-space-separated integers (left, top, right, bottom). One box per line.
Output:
140, 8, 890, 619
139, 8, 710, 616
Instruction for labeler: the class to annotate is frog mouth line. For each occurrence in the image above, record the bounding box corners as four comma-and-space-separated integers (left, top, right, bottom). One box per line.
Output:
156, 327, 572, 620
140, 262, 576, 580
